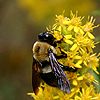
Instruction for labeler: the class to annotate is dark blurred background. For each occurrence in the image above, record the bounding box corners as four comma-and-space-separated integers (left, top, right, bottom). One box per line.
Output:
0, 0, 100, 100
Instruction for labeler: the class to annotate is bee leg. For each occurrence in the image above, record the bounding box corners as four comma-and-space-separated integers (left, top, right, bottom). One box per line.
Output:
54, 54, 77, 71
55, 61, 77, 72
61, 65, 77, 72
59, 47, 67, 57
54, 54, 67, 59
53, 38, 63, 47
54, 47, 67, 59
55, 47, 77, 72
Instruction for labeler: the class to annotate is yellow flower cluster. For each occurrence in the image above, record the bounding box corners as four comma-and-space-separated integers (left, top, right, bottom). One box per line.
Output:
28, 11, 100, 100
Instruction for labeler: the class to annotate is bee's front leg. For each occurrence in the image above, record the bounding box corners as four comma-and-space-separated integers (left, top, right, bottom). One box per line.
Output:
53, 38, 63, 47
61, 65, 77, 72
55, 48, 77, 72
54, 47, 67, 59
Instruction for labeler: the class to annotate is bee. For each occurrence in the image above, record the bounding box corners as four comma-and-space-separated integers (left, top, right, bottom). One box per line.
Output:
32, 32, 77, 95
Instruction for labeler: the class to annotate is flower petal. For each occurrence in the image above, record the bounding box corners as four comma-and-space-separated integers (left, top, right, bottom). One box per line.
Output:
74, 26, 79, 33
73, 80, 78, 86
62, 20, 71, 25
64, 35, 72, 39
87, 32, 95, 39
77, 76, 84, 80
75, 64, 82, 68
70, 43, 77, 51
65, 40, 73, 44
68, 25, 74, 31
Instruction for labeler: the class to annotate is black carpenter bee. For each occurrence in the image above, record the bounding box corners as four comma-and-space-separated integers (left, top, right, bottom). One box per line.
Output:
32, 32, 77, 95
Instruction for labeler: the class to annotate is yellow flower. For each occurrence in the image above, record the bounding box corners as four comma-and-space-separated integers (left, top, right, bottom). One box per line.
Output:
28, 11, 100, 100
81, 52, 99, 74
63, 35, 73, 44
82, 16, 99, 32
27, 87, 44, 100
78, 85, 98, 100
85, 73, 99, 85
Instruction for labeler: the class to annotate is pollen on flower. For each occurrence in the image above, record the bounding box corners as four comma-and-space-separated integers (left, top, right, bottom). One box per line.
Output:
29, 11, 100, 100
82, 16, 99, 32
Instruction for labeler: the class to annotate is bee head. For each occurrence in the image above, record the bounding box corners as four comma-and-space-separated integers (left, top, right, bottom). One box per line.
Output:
38, 32, 55, 45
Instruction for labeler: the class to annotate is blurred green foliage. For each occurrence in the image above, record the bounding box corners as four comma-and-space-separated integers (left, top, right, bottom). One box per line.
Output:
0, 0, 100, 100
17, 0, 97, 29
92, 10, 100, 16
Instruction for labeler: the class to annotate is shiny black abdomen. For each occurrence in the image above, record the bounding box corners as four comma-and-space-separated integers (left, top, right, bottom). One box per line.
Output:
40, 72, 57, 87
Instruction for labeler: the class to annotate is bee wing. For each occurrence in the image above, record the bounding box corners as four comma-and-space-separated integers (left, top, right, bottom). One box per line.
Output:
49, 51, 71, 94
32, 58, 41, 95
